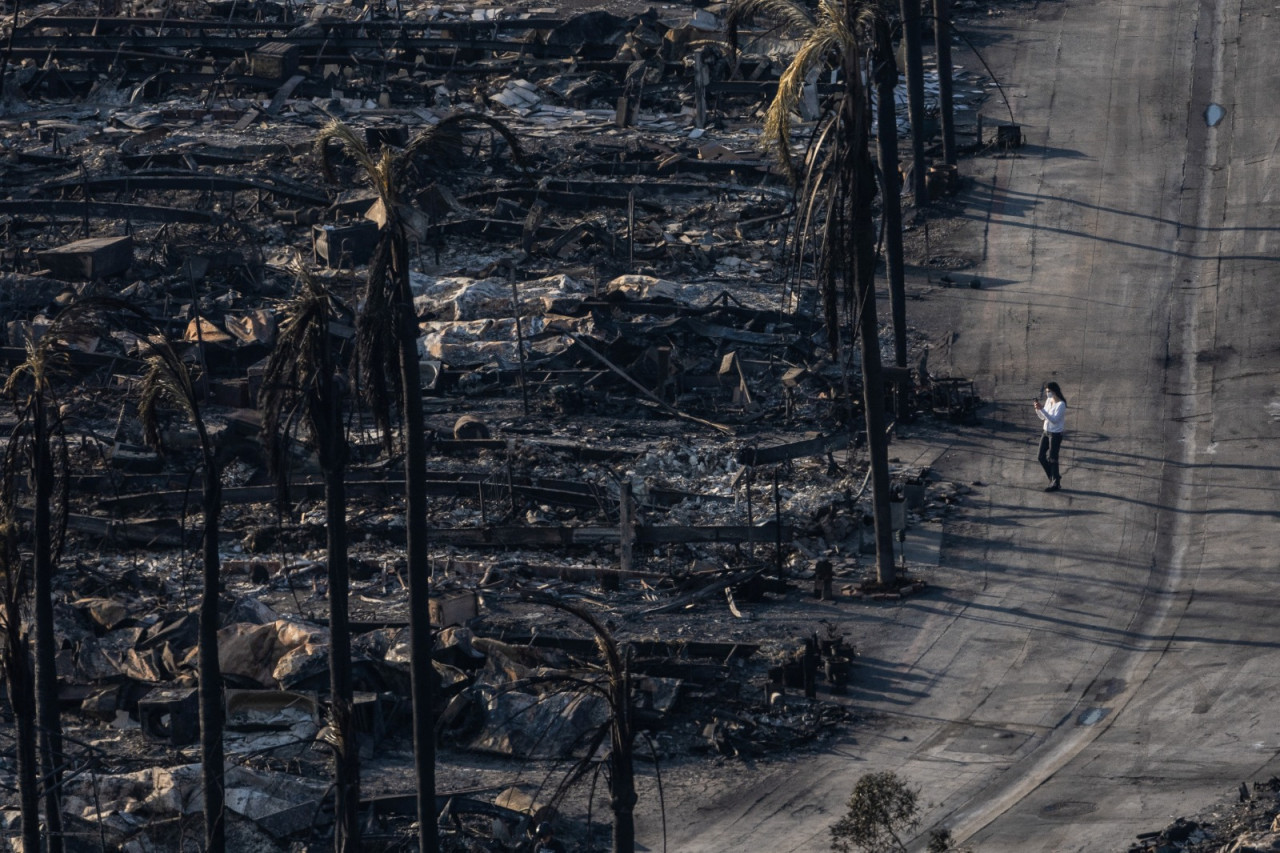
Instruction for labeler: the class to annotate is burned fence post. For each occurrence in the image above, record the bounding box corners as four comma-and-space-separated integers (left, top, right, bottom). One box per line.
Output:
655, 346, 671, 403
815, 559, 835, 600
506, 445, 517, 519
616, 481, 635, 585
694, 46, 712, 130
773, 470, 783, 575
509, 275, 530, 416
627, 189, 636, 271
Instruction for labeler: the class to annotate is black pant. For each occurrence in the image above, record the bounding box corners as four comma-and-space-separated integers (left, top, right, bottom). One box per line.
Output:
1038, 431, 1063, 482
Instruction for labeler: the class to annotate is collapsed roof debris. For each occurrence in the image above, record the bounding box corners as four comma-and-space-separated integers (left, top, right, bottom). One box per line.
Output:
0, 0, 1000, 849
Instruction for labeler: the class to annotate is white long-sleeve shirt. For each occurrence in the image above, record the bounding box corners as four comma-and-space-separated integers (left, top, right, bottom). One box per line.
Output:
1037, 398, 1066, 433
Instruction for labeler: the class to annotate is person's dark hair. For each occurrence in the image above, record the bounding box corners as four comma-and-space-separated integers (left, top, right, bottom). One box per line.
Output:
1043, 381, 1066, 405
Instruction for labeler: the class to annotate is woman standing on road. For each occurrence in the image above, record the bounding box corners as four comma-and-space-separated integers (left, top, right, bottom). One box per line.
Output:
1035, 381, 1067, 491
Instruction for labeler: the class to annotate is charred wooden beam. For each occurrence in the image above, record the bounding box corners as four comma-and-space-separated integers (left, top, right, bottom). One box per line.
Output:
34, 174, 328, 207
0, 199, 231, 225
20, 16, 569, 35
96, 474, 610, 514
736, 432, 852, 466
120, 151, 256, 169
9, 31, 582, 59
15, 509, 183, 547
459, 188, 667, 213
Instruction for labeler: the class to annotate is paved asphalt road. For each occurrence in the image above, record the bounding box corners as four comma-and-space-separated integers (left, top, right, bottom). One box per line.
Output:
640, 0, 1280, 850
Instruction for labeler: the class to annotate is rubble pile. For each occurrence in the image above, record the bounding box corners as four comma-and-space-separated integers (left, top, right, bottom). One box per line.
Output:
1127, 779, 1280, 853
0, 0, 1002, 849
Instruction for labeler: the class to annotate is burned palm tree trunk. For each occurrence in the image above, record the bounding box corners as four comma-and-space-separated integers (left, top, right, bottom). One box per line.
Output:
532, 595, 638, 853
137, 336, 227, 853
259, 272, 360, 852
313, 117, 525, 853
320, 323, 358, 853
900, 0, 928, 201
734, 0, 899, 584
841, 6, 897, 587
0, 484, 40, 853
609, 663, 637, 853
391, 230, 438, 853
199, 445, 226, 853
873, 17, 910, 412
4, 635, 39, 851
326, 458, 359, 851
934, 0, 957, 165
32, 394, 65, 853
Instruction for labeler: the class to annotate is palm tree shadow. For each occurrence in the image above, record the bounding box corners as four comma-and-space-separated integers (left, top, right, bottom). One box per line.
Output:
934, 274, 1019, 289
847, 656, 933, 706
1018, 143, 1090, 160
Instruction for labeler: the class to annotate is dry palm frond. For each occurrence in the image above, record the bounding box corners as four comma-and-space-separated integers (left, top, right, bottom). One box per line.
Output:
763, 0, 875, 184
2, 315, 81, 566
0, 430, 25, 614
137, 350, 201, 456
354, 231, 402, 448
313, 120, 384, 189
311, 121, 407, 448
312, 114, 527, 456
3, 337, 71, 403
400, 110, 528, 180
259, 268, 349, 507
726, 0, 818, 57
749, 0, 881, 351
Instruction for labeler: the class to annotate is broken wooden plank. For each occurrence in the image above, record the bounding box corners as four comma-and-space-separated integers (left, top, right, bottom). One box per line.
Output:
95, 474, 611, 513
640, 568, 762, 615
14, 508, 183, 547
637, 523, 791, 544
736, 432, 852, 466
34, 174, 328, 207
0, 199, 229, 225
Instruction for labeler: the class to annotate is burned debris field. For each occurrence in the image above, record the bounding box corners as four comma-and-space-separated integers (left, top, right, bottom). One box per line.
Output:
0, 0, 999, 850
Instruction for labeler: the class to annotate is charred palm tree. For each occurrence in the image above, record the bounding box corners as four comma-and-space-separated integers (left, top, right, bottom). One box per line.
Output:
136, 328, 227, 853
313, 113, 525, 853
899, 0, 929, 201
0, 442, 40, 853
731, 0, 897, 585
933, 0, 956, 166
3, 333, 72, 853
872, 16, 910, 407
258, 269, 360, 852
525, 593, 638, 853
37, 297, 227, 850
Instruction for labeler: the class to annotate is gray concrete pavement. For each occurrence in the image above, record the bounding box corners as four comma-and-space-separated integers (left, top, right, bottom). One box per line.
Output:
929, 0, 1280, 847
638, 0, 1280, 849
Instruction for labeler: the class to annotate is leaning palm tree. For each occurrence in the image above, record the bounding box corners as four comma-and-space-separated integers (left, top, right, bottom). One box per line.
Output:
313, 112, 525, 853
525, 593, 640, 853
731, 0, 897, 585
3, 330, 73, 853
258, 267, 360, 852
